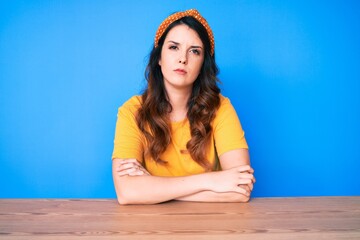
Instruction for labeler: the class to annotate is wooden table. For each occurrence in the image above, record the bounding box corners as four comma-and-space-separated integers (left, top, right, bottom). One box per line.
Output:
0, 197, 359, 239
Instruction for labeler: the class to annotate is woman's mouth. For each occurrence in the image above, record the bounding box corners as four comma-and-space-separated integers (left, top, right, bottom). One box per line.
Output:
174, 69, 187, 75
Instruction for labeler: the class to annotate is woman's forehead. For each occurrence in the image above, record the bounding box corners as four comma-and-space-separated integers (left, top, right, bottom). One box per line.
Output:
165, 24, 203, 46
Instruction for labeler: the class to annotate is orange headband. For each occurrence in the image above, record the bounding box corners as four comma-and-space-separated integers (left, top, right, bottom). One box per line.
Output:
154, 9, 215, 56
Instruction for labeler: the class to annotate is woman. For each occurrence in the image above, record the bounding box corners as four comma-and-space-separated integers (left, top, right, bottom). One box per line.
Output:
112, 9, 255, 205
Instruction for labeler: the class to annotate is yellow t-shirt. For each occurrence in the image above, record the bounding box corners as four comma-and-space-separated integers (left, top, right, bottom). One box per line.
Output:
112, 94, 248, 177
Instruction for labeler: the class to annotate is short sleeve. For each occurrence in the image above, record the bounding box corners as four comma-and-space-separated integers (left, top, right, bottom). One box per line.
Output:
112, 96, 144, 162
213, 96, 248, 156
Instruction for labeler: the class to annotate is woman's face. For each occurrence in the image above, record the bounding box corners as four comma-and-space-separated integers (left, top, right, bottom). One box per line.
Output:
159, 24, 204, 93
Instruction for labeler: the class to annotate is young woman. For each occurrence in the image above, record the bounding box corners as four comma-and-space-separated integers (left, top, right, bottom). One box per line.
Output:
112, 9, 255, 205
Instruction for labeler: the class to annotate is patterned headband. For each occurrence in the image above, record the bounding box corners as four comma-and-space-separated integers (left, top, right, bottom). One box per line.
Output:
154, 9, 215, 56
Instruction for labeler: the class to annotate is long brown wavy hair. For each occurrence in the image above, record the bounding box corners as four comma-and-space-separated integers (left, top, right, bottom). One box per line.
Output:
136, 16, 220, 171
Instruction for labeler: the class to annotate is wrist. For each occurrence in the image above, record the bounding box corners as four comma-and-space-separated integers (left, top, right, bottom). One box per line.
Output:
200, 171, 217, 192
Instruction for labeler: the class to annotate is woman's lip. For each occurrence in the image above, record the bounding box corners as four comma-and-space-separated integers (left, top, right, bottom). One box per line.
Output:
174, 69, 187, 74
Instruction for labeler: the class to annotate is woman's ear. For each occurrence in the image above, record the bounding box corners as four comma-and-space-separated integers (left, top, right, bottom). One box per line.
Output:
158, 58, 161, 66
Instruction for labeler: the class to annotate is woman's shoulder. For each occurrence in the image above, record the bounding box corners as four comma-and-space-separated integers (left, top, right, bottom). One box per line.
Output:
214, 94, 237, 120
122, 95, 142, 107
219, 94, 232, 107
118, 95, 142, 115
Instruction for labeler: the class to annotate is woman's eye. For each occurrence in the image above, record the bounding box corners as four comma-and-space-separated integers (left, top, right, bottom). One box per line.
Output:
190, 49, 200, 55
169, 45, 178, 50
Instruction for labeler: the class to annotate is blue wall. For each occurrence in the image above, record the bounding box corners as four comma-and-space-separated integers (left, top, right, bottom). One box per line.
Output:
1, 0, 359, 198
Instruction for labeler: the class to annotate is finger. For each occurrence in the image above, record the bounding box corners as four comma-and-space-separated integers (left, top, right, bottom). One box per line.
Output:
239, 184, 250, 192
131, 161, 143, 167
134, 165, 151, 175
246, 182, 254, 191
238, 173, 255, 184
116, 163, 136, 171
118, 161, 150, 176
234, 186, 250, 196
239, 173, 254, 179
246, 167, 254, 174
237, 165, 253, 173
121, 169, 145, 176
117, 159, 139, 168
117, 171, 129, 177
119, 164, 150, 176
117, 168, 136, 177
138, 169, 150, 175
128, 171, 145, 176
238, 178, 252, 185
119, 168, 147, 177
140, 168, 150, 175
117, 161, 143, 171
120, 160, 147, 172
118, 160, 139, 166
238, 166, 254, 174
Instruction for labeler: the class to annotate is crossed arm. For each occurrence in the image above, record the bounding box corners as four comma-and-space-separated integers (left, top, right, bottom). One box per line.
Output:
112, 149, 255, 205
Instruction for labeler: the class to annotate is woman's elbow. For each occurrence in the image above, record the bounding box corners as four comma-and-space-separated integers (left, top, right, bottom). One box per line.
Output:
116, 196, 160, 205
241, 191, 253, 202
232, 193, 251, 203
114, 176, 146, 205
115, 189, 159, 205
117, 196, 132, 205
116, 189, 142, 205
241, 195, 251, 203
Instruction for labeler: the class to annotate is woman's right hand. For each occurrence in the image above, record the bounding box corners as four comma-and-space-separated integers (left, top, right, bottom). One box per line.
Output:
115, 159, 150, 177
209, 165, 255, 196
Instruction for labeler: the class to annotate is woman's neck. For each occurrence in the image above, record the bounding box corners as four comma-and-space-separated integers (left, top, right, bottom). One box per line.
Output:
167, 89, 191, 122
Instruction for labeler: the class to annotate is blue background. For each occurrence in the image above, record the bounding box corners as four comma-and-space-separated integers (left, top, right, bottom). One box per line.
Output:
1, 0, 359, 198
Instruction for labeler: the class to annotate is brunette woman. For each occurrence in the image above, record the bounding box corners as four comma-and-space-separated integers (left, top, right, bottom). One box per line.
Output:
112, 9, 255, 204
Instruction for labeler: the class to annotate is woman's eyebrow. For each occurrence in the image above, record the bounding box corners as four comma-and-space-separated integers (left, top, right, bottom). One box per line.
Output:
166, 40, 203, 49
167, 40, 180, 45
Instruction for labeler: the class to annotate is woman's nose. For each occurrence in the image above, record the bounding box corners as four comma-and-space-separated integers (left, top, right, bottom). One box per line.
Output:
178, 52, 187, 64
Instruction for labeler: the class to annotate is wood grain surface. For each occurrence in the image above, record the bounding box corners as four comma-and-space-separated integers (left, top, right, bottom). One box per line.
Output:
0, 197, 359, 239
